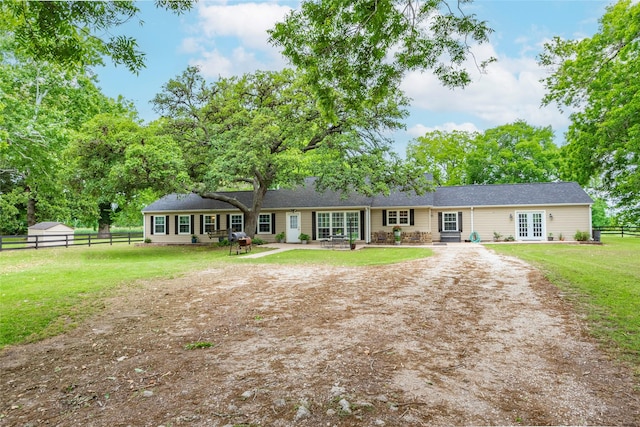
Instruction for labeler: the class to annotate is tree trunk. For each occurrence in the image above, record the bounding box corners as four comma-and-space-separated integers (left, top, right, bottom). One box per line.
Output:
97, 222, 111, 239
26, 187, 37, 227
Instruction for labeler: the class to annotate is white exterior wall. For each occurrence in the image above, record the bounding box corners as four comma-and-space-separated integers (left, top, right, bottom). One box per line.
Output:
470, 205, 591, 242
28, 224, 74, 247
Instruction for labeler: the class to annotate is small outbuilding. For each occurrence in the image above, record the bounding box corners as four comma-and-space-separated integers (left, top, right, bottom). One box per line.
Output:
28, 222, 75, 248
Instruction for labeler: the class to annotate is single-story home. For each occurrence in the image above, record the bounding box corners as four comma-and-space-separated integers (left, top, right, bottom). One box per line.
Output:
141, 178, 593, 244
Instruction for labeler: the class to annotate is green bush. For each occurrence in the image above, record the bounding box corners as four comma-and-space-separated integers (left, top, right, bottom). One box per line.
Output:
574, 230, 590, 241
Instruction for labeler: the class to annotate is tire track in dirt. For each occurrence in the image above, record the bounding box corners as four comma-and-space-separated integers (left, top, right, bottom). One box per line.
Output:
1, 245, 638, 426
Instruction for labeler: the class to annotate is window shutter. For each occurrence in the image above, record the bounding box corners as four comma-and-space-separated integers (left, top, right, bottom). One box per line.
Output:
190, 215, 194, 234
382, 210, 387, 226
216, 215, 220, 231
311, 211, 316, 240
458, 212, 463, 232
271, 213, 276, 234
174, 215, 178, 235
200, 215, 203, 234
150, 216, 154, 235
226, 214, 230, 232
410, 209, 415, 226
438, 212, 442, 232
165, 215, 169, 235
360, 210, 365, 237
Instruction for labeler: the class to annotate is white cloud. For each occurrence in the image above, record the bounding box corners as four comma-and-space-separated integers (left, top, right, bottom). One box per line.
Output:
406, 122, 480, 138
400, 42, 570, 131
184, 2, 293, 77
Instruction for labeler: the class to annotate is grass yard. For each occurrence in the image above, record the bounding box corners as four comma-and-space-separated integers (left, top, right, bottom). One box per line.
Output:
489, 236, 640, 367
243, 246, 433, 266
0, 245, 431, 348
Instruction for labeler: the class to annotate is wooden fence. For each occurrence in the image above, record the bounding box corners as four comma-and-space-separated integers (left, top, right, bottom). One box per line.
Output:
593, 226, 640, 238
0, 232, 144, 251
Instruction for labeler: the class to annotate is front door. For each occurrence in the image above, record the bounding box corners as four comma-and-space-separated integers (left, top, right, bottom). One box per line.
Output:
517, 212, 544, 240
286, 212, 301, 243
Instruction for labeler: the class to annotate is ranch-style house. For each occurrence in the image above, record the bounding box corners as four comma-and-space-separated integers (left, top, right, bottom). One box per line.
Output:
141, 178, 593, 244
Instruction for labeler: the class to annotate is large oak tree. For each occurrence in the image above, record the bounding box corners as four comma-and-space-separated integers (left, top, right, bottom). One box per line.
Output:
154, 67, 427, 237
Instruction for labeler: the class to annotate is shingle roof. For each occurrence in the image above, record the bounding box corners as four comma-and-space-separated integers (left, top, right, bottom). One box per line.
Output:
28, 222, 73, 230
434, 182, 593, 207
142, 180, 592, 212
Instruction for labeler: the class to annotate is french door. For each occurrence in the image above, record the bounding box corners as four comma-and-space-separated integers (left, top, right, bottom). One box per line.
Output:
517, 212, 544, 240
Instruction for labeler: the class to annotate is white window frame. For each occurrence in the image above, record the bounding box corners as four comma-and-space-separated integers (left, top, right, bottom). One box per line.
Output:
443, 212, 458, 232
203, 215, 216, 233
316, 211, 360, 239
154, 216, 166, 234
387, 209, 410, 225
258, 213, 272, 234
230, 214, 244, 232
178, 215, 191, 235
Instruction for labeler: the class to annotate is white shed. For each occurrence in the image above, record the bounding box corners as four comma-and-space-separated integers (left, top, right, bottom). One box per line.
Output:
28, 222, 75, 248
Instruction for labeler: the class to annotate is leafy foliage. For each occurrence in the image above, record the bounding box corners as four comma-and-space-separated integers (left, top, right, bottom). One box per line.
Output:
407, 121, 561, 185
0, 0, 194, 73
269, 0, 494, 120
540, 0, 640, 223
154, 67, 428, 237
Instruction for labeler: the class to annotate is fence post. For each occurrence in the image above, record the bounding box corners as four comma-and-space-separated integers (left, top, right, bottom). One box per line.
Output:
35, 235, 39, 249
110, 233, 113, 246
88, 234, 91, 247
128, 233, 131, 245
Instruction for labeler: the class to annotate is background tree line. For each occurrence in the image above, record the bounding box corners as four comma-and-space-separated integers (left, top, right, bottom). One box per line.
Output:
1, 0, 637, 235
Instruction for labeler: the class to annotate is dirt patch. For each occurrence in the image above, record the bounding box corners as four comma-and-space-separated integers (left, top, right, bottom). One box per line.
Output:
1, 245, 639, 426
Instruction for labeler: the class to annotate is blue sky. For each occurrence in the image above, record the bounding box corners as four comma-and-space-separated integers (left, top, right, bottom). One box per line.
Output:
95, 0, 610, 154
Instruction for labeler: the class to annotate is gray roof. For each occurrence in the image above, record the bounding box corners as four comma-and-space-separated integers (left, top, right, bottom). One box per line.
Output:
434, 182, 593, 207
28, 222, 73, 230
142, 180, 592, 213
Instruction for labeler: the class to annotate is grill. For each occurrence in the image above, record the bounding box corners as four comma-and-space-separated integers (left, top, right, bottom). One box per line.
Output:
229, 231, 252, 255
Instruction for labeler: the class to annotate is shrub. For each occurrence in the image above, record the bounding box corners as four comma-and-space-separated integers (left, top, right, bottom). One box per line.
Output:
574, 230, 590, 241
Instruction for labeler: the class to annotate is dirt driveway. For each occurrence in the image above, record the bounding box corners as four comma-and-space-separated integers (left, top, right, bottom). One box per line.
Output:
1, 244, 639, 426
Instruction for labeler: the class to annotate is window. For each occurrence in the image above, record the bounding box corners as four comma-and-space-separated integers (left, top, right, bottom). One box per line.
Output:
154, 216, 166, 234
230, 214, 243, 232
258, 213, 272, 234
387, 210, 409, 225
178, 215, 191, 234
443, 212, 458, 231
203, 215, 216, 233
317, 211, 359, 239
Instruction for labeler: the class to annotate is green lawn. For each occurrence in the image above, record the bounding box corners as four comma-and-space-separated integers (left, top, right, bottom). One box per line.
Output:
0, 245, 431, 348
489, 236, 640, 369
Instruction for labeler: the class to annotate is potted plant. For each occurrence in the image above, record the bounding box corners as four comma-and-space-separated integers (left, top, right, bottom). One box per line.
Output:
548, 232, 554, 241
393, 225, 402, 244
191, 234, 199, 243
299, 233, 310, 244
348, 232, 357, 250
275, 231, 285, 243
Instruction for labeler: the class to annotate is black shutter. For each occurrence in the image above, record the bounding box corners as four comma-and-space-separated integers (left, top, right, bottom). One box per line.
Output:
382, 210, 387, 226
271, 213, 276, 234
311, 211, 316, 240
438, 212, 442, 232
216, 215, 220, 230
150, 216, 154, 235
190, 215, 194, 234
200, 215, 203, 234
226, 214, 230, 231
165, 215, 170, 235
458, 212, 463, 232
174, 215, 178, 235
410, 209, 415, 226
360, 210, 365, 238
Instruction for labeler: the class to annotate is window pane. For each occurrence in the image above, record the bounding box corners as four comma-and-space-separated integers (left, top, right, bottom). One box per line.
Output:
332, 212, 344, 235
387, 211, 398, 225
230, 214, 243, 232
204, 215, 216, 233
178, 216, 190, 234
317, 213, 330, 238
443, 213, 457, 231
154, 217, 165, 234
258, 214, 271, 233
399, 210, 409, 224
